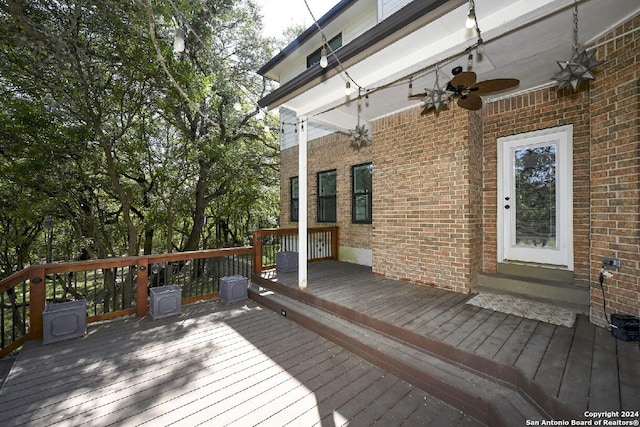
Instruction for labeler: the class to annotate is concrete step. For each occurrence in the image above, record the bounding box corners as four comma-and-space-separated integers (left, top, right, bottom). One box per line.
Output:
477, 272, 590, 314
496, 263, 574, 282
249, 287, 548, 426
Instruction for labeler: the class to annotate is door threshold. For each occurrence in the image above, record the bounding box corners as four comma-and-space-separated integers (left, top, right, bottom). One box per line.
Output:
497, 262, 574, 283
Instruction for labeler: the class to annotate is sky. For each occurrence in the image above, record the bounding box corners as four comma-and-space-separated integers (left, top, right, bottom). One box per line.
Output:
254, 0, 336, 38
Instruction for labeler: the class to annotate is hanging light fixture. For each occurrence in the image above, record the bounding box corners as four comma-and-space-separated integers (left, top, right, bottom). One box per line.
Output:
320, 46, 328, 68
465, 1, 476, 29
551, 2, 603, 92
344, 81, 352, 96
349, 90, 371, 149
476, 37, 484, 55
423, 65, 450, 113
465, 0, 484, 62
173, 28, 185, 53
408, 78, 413, 97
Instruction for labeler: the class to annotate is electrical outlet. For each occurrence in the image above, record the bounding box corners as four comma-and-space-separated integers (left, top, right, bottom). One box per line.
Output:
280, 309, 287, 317
603, 257, 622, 268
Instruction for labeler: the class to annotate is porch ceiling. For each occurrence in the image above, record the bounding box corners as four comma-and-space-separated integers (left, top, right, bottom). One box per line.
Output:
264, 0, 640, 133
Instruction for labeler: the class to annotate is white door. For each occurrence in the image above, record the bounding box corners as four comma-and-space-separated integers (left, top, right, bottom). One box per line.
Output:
498, 125, 573, 270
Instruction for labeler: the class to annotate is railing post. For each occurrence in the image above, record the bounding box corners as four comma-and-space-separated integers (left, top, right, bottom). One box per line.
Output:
136, 258, 149, 317
253, 230, 263, 274
28, 266, 46, 340
332, 227, 339, 261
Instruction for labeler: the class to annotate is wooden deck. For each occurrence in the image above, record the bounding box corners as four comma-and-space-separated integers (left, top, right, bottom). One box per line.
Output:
253, 261, 640, 424
0, 298, 481, 426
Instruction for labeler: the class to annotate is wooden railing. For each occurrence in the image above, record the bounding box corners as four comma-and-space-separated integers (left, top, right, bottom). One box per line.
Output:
0, 247, 252, 358
0, 226, 339, 358
252, 227, 339, 273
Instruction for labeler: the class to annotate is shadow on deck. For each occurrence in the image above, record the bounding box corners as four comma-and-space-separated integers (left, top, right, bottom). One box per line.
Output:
0, 297, 481, 426
251, 261, 640, 426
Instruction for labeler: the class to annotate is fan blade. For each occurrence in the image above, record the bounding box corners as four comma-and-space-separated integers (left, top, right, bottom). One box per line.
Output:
408, 93, 427, 100
458, 93, 483, 110
450, 71, 476, 89
472, 78, 520, 95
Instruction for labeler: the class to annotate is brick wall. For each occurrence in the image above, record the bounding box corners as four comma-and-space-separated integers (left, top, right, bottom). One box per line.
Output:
370, 107, 480, 293
279, 131, 373, 253
278, 15, 639, 325
588, 15, 640, 326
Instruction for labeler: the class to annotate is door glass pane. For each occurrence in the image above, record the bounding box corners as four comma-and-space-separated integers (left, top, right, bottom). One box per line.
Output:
514, 145, 557, 248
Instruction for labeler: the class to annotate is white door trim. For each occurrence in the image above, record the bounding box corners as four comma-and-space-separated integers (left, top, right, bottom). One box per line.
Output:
497, 125, 574, 270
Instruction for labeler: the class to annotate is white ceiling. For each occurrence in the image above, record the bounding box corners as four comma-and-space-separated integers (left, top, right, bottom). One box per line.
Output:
275, 0, 640, 132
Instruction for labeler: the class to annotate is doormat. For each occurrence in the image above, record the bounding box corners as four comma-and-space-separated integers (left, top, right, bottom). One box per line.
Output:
467, 293, 576, 328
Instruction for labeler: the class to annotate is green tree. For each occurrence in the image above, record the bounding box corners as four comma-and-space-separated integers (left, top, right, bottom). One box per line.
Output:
0, 0, 279, 275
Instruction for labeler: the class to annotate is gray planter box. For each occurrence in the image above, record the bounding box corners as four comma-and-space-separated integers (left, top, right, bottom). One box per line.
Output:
276, 251, 298, 272
150, 285, 182, 320
43, 299, 87, 345
220, 275, 248, 303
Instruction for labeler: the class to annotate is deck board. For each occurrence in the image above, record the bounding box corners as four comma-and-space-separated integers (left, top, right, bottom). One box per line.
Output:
474, 313, 523, 359
589, 324, 621, 411
4, 260, 639, 425
492, 317, 538, 367
513, 321, 555, 379
0, 296, 477, 426
558, 315, 594, 413
441, 308, 494, 347
256, 261, 640, 418
616, 338, 640, 411
387, 289, 455, 326
429, 304, 483, 342
402, 292, 468, 330
534, 325, 574, 398
458, 311, 508, 353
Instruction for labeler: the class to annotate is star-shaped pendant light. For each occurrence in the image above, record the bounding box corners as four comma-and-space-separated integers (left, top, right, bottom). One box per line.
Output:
349, 91, 371, 148
553, 49, 603, 91
423, 67, 450, 113
349, 123, 371, 148
551, 2, 603, 92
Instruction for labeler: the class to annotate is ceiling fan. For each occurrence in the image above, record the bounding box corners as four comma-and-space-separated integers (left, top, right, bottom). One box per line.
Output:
409, 66, 520, 113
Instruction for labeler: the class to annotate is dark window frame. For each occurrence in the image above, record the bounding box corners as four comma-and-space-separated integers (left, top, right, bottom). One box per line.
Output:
317, 169, 337, 223
351, 163, 372, 224
290, 176, 299, 222
306, 33, 343, 68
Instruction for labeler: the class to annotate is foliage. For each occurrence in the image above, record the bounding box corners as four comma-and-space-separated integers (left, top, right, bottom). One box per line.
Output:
0, 0, 280, 277
514, 146, 557, 247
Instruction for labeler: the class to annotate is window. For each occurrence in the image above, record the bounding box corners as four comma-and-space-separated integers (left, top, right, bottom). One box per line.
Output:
352, 163, 372, 224
306, 33, 342, 68
317, 170, 337, 223
290, 176, 299, 222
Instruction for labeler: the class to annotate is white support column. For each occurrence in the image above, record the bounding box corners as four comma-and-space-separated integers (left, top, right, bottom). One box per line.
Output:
298, 117, 308, 290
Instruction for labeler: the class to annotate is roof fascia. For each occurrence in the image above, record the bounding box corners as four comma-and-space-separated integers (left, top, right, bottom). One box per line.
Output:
256, 0, 355, 76
258, 0, 462, 109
